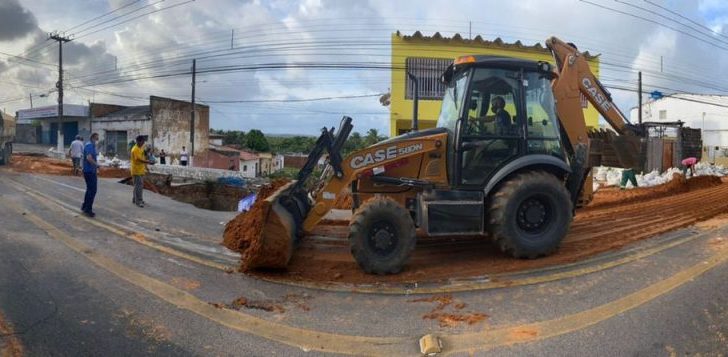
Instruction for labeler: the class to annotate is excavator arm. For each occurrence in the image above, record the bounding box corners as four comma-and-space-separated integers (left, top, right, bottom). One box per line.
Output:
546, 36, 639, 139
545, 36, 644, 205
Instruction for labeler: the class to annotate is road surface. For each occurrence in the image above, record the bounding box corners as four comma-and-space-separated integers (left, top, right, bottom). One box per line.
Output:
0, 170, 726, 356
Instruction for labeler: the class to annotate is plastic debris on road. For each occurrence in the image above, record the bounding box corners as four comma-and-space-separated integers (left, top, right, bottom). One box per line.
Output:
238, 193, 257, 212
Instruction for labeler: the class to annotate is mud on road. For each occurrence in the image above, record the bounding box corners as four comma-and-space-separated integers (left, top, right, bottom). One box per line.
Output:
4, 154, 129, 178
251, 175, 728, 285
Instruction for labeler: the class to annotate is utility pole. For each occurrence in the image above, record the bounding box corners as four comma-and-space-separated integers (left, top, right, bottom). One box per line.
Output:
50, 32, 71, 152
469, 21, 472, 40
231, 29, 234, 49
190, 59, 196, 161
29, 93, 33, 108
638, 71, 642, 125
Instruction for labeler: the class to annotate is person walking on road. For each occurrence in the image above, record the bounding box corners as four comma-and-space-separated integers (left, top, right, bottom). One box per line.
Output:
69, 135, 84, 175
131, 135, 153, 207
180, 146, 189, 166
81, 133, 99, 217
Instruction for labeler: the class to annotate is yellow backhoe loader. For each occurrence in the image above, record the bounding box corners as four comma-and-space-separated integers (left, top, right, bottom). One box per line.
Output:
254, 36, 644, 274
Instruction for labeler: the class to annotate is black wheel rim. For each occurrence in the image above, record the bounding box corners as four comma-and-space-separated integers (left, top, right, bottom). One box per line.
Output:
516, 195, 552, 234
367, 220, 398, 257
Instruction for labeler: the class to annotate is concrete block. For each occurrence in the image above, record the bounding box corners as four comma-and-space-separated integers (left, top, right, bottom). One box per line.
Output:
419, 334, 442, 355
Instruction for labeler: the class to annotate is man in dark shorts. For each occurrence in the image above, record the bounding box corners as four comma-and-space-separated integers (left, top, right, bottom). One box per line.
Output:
69, 135, 84, 175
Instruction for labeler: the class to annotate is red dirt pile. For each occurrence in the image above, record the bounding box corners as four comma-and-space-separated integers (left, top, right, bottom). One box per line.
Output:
5, 154, 129, 178
586, 174, 722, 210
222, 179, 290, 271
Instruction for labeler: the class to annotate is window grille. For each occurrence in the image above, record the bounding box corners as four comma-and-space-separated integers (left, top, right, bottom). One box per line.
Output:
405, 57, 452, 100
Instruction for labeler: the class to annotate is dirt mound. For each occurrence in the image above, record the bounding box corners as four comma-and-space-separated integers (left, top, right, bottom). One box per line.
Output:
222, 180, 290, 271
587, 173, 722, 210
5, 154, 129, 178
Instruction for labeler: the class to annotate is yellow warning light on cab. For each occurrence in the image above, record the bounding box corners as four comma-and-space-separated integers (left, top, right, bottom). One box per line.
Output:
454, 55, 476, 65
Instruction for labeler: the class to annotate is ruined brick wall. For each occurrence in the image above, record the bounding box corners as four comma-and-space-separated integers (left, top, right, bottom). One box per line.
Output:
150, 96, 209, 162
90, 103, 127, 118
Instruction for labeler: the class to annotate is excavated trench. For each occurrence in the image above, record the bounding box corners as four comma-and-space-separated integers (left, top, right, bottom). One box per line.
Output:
122, 173, 250, 211
237, 175, 728, 285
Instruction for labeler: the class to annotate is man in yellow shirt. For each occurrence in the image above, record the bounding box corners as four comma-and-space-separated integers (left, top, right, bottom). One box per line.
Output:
130, 135, 153, 207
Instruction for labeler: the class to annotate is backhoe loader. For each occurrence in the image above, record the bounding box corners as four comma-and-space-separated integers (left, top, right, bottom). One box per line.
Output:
250, 36, 644, 274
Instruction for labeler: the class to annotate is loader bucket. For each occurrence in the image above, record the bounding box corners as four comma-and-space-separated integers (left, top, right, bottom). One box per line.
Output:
240, 181, 310, 270
234, 116, 353, 271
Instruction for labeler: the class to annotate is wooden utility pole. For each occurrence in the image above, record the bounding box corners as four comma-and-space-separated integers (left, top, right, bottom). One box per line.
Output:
50, 32, 71, 152
190, 59, 196, 158
638, 71, 642, 124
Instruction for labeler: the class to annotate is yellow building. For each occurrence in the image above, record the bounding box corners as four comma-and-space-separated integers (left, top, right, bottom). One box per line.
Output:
390, 31, 600, 136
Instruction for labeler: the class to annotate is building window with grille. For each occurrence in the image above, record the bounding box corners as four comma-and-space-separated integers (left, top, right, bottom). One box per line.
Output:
405, 57, 452, 100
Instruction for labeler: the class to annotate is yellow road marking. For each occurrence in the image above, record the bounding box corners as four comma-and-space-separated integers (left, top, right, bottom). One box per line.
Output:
4, 176, 714, 295
3, 180, 727, 355
442, 244, 728, 354
3, 178, 232, 272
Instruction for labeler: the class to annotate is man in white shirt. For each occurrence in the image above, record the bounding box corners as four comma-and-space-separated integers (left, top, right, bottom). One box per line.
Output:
69, 135, 84, 176
180, 146, 189, 166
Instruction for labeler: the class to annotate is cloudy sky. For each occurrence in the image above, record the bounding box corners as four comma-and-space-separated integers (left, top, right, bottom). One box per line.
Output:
1, 0, 727, 136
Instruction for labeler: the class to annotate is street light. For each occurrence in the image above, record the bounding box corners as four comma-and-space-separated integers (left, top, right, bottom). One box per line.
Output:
29, 93, 48, 108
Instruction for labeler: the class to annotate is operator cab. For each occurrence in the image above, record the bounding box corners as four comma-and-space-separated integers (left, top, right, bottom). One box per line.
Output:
438, 56, 567, 189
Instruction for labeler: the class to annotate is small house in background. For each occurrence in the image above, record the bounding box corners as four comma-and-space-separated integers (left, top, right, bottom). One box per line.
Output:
273, 154, 285, 171
257, 152, 273, 176
209, 133, 225, 146
239, 150, 258, 178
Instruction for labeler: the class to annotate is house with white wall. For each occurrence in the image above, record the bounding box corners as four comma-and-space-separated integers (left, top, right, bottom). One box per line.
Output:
239, 151, 258, 178
630, 94, 728, 149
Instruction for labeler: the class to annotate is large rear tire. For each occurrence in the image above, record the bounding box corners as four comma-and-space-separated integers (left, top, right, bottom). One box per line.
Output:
488, 171, 572, 259
349, 197, 416, 275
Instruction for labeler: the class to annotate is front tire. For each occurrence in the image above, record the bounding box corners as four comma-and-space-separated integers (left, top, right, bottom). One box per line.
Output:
488, 171, 572, 259
349, 197, 416, 275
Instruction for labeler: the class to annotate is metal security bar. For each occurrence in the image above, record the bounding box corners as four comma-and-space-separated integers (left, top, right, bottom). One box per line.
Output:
405, 57, 452, 100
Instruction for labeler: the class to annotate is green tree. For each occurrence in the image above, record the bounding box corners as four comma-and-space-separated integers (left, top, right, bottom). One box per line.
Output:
246, 129, 270, 152
364, 128, 385, 147
343, 132, 364, 155
222, 130, 245, 147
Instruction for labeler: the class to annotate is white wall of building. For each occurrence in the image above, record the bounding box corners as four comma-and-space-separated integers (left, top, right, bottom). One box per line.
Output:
240, 159, 258, 178
630, 94, 728, 148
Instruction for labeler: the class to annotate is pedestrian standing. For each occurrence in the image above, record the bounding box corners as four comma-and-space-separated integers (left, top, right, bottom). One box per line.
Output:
180, 146, 189, 166
159, 149, 166, 165
81, 133, 99, 217
69, 135, 84, 175
131, 135, 153, 207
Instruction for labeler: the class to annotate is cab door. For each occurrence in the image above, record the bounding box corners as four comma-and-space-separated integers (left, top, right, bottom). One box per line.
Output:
456, 67, 524, 188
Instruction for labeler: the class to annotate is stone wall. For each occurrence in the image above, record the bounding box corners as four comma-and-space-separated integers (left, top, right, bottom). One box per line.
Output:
149, 164, 267, 185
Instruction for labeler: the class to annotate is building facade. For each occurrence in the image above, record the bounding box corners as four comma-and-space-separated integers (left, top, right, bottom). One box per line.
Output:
16, 104, 90, 146
629, 94, 728, 163
390, 31, 601, 136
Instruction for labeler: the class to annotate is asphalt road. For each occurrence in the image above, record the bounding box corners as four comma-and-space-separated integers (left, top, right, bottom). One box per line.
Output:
0, 169, 726, 356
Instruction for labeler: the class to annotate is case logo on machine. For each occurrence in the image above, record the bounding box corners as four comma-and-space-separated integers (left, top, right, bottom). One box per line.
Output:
582, 77, 612, 112
350, 143, 423, 169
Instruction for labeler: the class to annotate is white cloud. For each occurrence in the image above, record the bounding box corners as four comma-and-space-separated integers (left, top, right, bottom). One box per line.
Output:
1, 0, 728, 136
